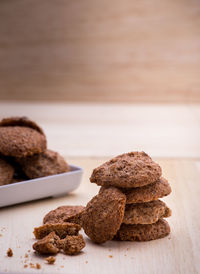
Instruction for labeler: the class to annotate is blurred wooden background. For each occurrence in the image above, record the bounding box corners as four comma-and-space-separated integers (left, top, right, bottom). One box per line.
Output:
0, 0, 200, 103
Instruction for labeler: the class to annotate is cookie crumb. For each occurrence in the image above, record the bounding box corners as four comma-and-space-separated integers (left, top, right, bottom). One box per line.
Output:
28, 249, 31, 252
24, 264, 28, 268
7, 248, 13, 257
24, 253, 28, 258
30, 263, 35, 268
45, 256, 56, 264
85, 261, 88, 264
0, 233, 2, 237
60, 265, 64, 268
108, 255, 113, 258
36, 263, 41, 269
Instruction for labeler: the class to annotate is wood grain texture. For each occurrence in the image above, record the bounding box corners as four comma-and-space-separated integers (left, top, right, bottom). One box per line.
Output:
0, 102, 199, 158
0, 158, 200, 274
0, 0, 200, 103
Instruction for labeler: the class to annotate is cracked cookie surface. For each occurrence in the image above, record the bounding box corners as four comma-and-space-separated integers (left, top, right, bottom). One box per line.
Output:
90, 152, 162, 188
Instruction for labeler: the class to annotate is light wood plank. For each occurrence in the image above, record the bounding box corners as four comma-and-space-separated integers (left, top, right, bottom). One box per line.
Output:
0, 102, 199, 158
0, 0, 200, 103
0, 158, 200, 274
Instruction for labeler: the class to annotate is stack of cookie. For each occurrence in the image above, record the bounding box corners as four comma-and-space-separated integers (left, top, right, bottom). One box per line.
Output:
81, 152, 172, 243
0, 116, 69, 185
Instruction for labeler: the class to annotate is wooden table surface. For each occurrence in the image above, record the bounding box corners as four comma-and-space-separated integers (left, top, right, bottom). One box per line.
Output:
0, 102, 200, 274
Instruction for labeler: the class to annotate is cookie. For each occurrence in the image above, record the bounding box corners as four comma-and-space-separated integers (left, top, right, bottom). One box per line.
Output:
123, 200, 171, 225
0, 116, 45, 136
0, 158, 14, 186
59, 235, 85, 255
114, 219, 170, 241
17, 149, 69, 179
43, 205, 85, 225
81, 187, 126, 244
119, 177, 172, 204
0, 127, 47, 157
34, 223, 81, 239
90, 152, 162, 188
33, 232, 60, 254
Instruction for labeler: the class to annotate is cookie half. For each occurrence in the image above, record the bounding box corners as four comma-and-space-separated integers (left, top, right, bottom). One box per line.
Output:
81, 187, 126, 244
34, 223, 81, 239
123, 200, 171, 225
43, 205, 85, 225
33, 232, 60, 254
0, 158, 14, 186
119, 177, 171, 204
90, 151, 162, 188
114, 219, 170, 241
17, 149, 69, 179
59, 235, 86, 255
0, 126, 46, 157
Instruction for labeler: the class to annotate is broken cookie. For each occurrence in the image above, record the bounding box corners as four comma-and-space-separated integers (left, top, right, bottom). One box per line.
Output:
59, 235, 85, 255
33, 232, 60, 254
43, 205, 85, 225
34, 223, 81, 240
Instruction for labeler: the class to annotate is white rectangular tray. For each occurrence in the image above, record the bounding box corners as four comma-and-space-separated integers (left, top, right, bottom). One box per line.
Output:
0, 165, 83, 207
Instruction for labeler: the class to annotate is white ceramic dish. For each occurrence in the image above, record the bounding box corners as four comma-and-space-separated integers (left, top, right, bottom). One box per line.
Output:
0, 165, 83, 207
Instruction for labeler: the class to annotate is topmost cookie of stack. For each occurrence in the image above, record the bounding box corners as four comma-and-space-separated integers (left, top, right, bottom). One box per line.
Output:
0, 116, 47, 158
90, 151, 162, 188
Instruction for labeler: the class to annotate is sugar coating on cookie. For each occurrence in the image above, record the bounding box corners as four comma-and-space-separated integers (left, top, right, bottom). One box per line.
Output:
0, 116, 45, 136
114, 219, 170, 241
0, 126, 47, 157
90, 152, 162, 188
33, 232, 60, 254
59, 234, 85, 255
81, 187, 126, 244
34, 223, 81, 239
0, 158, 14, 186
17, 149, 69, 179
123, 200, 171, 225
43, 205, 85, 225
120, 177, 171, 204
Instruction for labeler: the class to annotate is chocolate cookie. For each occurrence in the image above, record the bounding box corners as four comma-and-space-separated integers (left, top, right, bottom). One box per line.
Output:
34, 223, 81, 239
59, 235, 86, 255
0, 127, 46, 157
17, 149, 69, 179
114, 219, 170, 241
123, 200, 171, 225
119, 177, 172, 204
33, 232, 60, 255
43, 205, 85, 225
81, 187, 126, 244
0, 116, 45, 135
0, 158, 14, 186
90, 152, 162, 188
